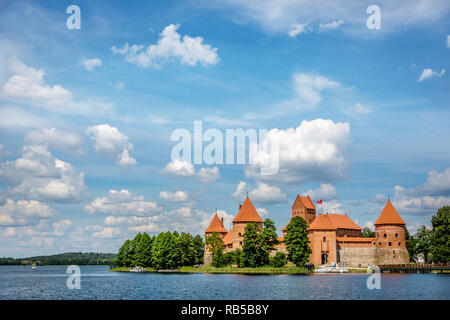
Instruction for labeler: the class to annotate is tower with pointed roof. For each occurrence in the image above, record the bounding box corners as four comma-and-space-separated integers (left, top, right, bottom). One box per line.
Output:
374, 200, 409, 264
231, 196, 263, 250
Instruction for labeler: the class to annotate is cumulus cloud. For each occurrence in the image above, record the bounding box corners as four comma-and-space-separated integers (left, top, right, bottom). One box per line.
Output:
0, 145, 87, 202
0, 58, 111, 114
322, 199, 345, 214
418, 68, 445, 82
161, 159, 220, 182
25, 128, 84, 156
246, 119, 350, 185
0, 198, 58, 226
86, 124, 136, 167
81, 58, 102, 72
84, 189, 161, 216
52, 219, 72, 236
388, 167, 450, 215
305, 183, 337, 201
112, 24, 219, 68
232, 181, 248, 202
250, 182, 287, 203
159, 190, 190, 202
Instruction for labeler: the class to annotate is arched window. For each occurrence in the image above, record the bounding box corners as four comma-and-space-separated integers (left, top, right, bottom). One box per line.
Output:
384, 234, 387, 238
388, 242, 392, 247
398, 242, 401, 246
323, 237, 326, 242
395, 233, 398, 238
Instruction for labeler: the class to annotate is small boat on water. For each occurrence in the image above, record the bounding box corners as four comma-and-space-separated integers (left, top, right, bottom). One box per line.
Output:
315, 263, 348, 273
31, 264, 37, 270
129, 266, 146, 273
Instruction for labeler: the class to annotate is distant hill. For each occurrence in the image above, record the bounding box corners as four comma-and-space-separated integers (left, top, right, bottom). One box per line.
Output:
0, 252, 116, 266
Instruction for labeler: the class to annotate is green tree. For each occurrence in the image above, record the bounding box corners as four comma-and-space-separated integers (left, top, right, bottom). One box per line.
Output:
261, 219, 280, 255
151, 232, 182, 269
270, 252, 287, 267
179, 233, 196, 266
415, 226, 433, 262
361, 227, 375, 238
431, 206, 450, 263
242, 222, 267, 267
205, 232, 226, 267
284, 216, 311, 267
405, 228, 418, 262
113, 240, 134, 267
193, 235, 205, 264
135, 233, 153, 267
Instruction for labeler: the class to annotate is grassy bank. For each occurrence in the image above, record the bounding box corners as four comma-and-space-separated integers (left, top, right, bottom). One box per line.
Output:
180, 266, 313, 274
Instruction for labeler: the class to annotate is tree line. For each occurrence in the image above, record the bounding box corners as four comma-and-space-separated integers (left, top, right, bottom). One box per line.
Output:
0, 252, 116, 266
112, 231, 204, 269
406, 206, 449, 263
206, 217, 312, 268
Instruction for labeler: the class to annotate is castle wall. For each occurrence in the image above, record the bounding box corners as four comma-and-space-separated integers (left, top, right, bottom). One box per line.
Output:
376, 248, 409, 265
375, 225, 407, 249
337, 247, 377, 267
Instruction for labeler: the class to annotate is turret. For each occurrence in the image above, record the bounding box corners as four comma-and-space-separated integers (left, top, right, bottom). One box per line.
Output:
374, 200, 407, 249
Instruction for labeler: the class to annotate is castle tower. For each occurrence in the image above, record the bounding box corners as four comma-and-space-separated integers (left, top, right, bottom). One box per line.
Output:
231, 196, 263, 249
374, 200, 409, 264
291, 195, 316, 225
204, 213, 228, 265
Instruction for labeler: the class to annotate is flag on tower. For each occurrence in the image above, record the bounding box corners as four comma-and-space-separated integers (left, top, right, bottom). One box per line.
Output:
317, 200, 322, 204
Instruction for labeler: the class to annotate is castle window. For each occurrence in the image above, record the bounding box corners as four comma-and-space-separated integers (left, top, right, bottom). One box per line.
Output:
323, 237, 326, 242
238, 233, 242, 237
239, 242, 242, 246
398, 242, 401, 246
388, 242, 392, 247
395, 233, 398, 238
384, 234, 387, 238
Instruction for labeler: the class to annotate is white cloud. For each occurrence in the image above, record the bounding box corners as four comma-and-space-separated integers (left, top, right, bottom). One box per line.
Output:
196, 166, 220, 182
390, 167, 450, 215
112, 24, 219, 68
418, 68, 445, 82
25, 128, 85, 156
0, 58, 111, 114
305, 183, 337, 201
246, 119, 350, 184
250, 182, 287, 203
161, 159, 220, 182
162, 159, 195, 176
159, 190, 190, 202
322, 199, 345, 214
0, 107, 49, 129
0, 198, 58, 226
318, 20, 344, 32
204, 0, 450, 35
84, 189, 161, 216
287, 23, 308, 37
86, 124, 136, 167
447, 35, 450, 48
291, 73, 340, 108
352, 102, 372, 114
82, 58, 102, 72
0, 145, 87, 202
232, 181, 248, 201
52, 219, 72, 236
364, 221, 374, 230
116, 148, 137, 167
216, 209, 234, 230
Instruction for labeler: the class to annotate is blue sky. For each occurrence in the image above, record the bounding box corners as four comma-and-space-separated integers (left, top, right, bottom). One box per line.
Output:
0, 0, 449, 257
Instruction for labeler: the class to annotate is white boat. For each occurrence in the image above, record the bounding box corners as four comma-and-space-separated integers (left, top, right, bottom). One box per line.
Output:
31, 264, 37, 270
129, 266, 146, 273
315, 263, 348, 273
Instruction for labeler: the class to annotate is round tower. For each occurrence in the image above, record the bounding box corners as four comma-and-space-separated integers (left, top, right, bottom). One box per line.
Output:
374, 200, 409, 264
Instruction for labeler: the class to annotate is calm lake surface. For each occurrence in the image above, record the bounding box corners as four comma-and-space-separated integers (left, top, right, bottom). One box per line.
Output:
0, 266, 449, 300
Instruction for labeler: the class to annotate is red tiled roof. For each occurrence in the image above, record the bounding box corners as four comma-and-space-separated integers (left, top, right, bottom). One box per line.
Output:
309, 214, 336, 230
223, 230, 233, 245
327, 214, 362, 230
309, 213, 361, 231
205, 213, 227, 233
292, 194, 315, 210
232, 197, 263, 223
337, 237, 375, 242
374, 200, 406, 225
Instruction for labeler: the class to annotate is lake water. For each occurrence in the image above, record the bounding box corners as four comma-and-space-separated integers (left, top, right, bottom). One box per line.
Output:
0, 266, 449, 300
